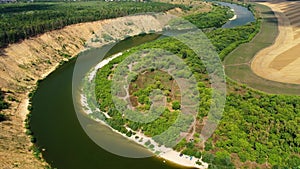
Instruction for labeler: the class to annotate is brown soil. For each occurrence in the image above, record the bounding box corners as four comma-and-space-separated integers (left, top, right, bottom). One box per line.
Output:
231, 153, 270, 169
251, 0, 300, 84
128, 70, 181, 111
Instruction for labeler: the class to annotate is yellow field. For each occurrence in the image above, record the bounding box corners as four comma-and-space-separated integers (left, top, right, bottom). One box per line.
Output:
251, 0, 300, 84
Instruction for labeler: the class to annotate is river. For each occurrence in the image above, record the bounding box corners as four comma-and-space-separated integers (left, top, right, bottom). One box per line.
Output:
30, 2, 254, 169
217, 1, 255, 28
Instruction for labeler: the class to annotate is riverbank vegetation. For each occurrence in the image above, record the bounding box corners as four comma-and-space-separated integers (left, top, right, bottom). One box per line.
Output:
207, 22, 259, 60
0, 1, 181, 48
184, 3, 234, 29
93, 3, 300, 168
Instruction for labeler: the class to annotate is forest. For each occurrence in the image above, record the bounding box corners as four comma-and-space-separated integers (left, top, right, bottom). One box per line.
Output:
0, 1, 180, 48
92, 3, 300, 168
184, 3, 234, 29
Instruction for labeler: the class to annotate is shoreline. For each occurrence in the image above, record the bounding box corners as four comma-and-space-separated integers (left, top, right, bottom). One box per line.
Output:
80, 52, 208, 169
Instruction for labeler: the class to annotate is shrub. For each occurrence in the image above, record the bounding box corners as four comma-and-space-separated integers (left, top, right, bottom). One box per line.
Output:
172, 101, 181, 110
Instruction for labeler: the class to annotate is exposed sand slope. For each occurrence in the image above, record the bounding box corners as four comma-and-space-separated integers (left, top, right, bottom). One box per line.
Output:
251, 0, 300, 84
0, 13, 171, 169
0, 15, 166, 92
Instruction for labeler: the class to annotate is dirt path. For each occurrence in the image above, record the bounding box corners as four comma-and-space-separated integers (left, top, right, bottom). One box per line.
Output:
251, 0, 300, 84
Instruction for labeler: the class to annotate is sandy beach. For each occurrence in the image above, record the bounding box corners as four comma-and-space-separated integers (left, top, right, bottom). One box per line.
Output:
161, 151, 208, 169
229, 9, 237, 21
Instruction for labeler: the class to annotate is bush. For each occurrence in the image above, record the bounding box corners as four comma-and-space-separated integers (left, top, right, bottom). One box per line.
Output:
202, 152, 215, 164
0, 89, 9, 114
204, 140, 213, 151
0, 113, 6, 122
172, 101, 181, 110
145, 140, 151, 146
0, 100, 9, 110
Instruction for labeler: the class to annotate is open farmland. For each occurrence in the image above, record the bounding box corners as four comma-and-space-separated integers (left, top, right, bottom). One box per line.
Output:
225, 2, 300, 95
251, 1, 300, 85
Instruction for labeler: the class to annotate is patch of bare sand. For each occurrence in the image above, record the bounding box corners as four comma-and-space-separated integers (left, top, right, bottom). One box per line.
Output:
251, 0, 300, 85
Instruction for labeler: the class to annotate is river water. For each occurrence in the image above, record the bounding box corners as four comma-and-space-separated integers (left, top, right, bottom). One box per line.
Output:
30, 3, 255, 169
217, 1, 255, 28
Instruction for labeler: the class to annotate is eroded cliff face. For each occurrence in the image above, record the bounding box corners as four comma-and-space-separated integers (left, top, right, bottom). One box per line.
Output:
0, 13, 171, 169
0, 14, 169, 92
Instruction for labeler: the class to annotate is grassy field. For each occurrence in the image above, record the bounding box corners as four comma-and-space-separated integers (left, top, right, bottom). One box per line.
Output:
224, 3, 300, 95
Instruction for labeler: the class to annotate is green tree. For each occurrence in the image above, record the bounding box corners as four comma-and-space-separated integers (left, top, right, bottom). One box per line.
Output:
172, 101, 181, 110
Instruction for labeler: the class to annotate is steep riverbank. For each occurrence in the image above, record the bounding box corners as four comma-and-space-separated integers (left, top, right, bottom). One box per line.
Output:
0, 12, 174, 169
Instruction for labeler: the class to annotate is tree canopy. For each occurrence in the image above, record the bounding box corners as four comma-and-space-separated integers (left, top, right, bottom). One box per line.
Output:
0, 1, 180, 48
